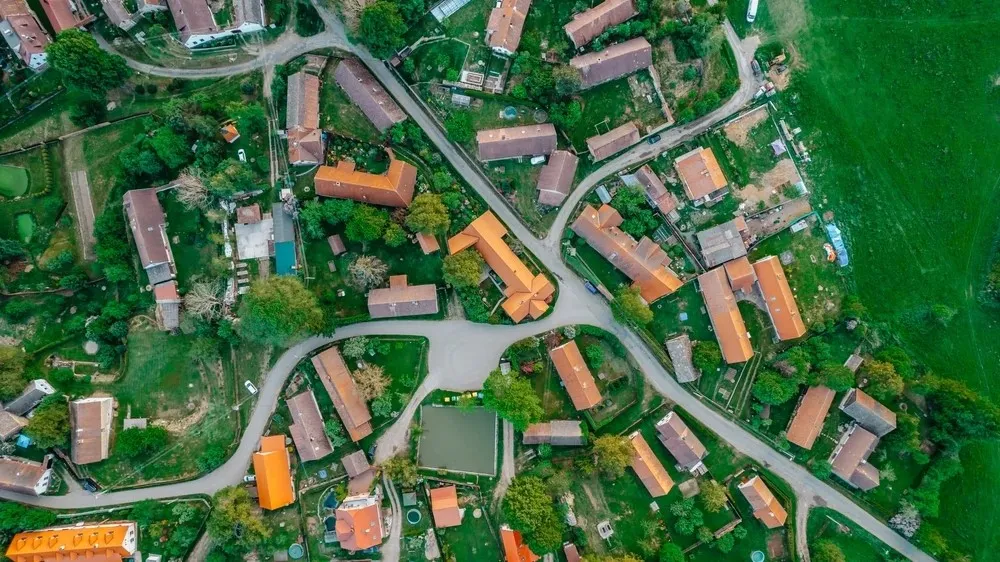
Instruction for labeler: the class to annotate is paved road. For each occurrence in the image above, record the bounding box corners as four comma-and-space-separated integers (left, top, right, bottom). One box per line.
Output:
63, 13, 936, 562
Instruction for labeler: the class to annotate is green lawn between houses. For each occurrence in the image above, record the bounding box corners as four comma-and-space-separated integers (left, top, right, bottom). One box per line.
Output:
0, 165, 28, 197
807, 507, 895, 561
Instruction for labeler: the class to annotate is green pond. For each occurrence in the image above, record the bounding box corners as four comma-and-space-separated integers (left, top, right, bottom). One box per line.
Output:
0, 165, 29, 197
15, 213, 35, 242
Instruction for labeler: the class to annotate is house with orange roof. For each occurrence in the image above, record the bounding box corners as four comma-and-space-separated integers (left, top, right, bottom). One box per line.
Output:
785, 385, 835, 450
674, 147, 728, 204
429, 485, 462, 528
39, 0, 94, 33
311, 347, 373, 441
252, 434, 295, 510
571, 203, 681, 303
5, 521, 138, 562
724, 256, 756, 295
485, 0, 530, 55
315, 150, 416, 208
753, 255, 807, 340
548, 340, 602, 410
447, 211, 554, 323
697, 267, 753, 364
220, 122, 240, 143
336, 492, 385, 552
500, 525, 540, 562
737, 475, 788, 528
628, 431, 673, 497
416, 231, 441, 254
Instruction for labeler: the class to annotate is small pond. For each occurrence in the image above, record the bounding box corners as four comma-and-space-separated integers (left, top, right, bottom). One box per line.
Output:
15, 212, 35, 242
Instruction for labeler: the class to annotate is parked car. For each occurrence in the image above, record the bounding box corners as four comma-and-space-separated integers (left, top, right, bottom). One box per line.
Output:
243, 380, 258, 395
243, 474, 256, 483
584, 280, 599, 294
237, 149, 247, 162
646, 133, 662, 145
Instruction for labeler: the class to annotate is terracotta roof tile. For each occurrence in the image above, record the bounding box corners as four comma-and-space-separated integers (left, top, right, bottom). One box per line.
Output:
633, 165, 679, 215
253, 434, 295, 510
830, 425, 880, 491
70, 397, 113, 465
698, 267, 753, 364
675, 147, 728, 201
39, 0, 94, 33
785, 385, 835, 449
753, 256, 806, 340
312, 347, 373, 441
486, 0, 530, 54
430, 485, 462, 528
315, 152, 416, 207
586, 121, 640, 161
564, 0, 636, 48
6, 522, 137, 561
549, 340, 602, 410
477, 124, 557, 161
570, 37, 652, 89
500, 526, 540, 562
738, 475, 787, 528
629, 431, 673, 497
336, 494, 385, 551
367, 275, 439, 318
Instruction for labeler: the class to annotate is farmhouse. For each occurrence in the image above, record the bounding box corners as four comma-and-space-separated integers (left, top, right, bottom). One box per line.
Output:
754, 255, 807, 340
124, 187, 182, 329
166, 0, 263, 48
5, 522, 138, 562
633, 164, 679, 216
341, 450, 376, 494
829, 424, 881, 491
286, 390, 333, 462
628, 431, 674, 497
477, 124, 557, 161
536, 150, 579, 206
0, 456, 51, 495
429, 485, 462, 528
69, 396, 114, 465
839, 388, 897, 437
315, 152, 417, 207
564, 0, 637, 49
5, 379, 54, 416
655, 411, 708, 473
311, 347, 374, 441
674, 146, 728, 204
586, 121, 640, 161
785, 385, 835, 450
549, 340, 602, 411
252, 434, 295, 510
696, 218, 748, 268
571, 204, 682, 302
485, 0, 530, 56
286, 71, 324, 166
0, 0, 50, 69
500, 526, 539, 562
697, 267, 753, 364
38, 0, 94, 33
447, 211, 555, 323
367, 275, 439, 318
336, 492, 385, 552
334, 59, 407, 132
522, 420, 585, 446
570, 37, 652, 89
737, 475, 788, 528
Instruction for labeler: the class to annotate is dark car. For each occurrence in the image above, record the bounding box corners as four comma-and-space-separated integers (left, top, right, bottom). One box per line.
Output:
584, 281, 599, 294
647, 134, 662, 145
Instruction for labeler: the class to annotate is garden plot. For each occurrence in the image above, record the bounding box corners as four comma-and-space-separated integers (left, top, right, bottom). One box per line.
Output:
418, 406, 497, 476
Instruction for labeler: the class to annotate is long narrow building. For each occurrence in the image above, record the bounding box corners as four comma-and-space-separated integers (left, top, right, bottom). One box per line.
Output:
564, 0, 637, 49
311, 347, 374, 441
698, 267, 753, 364
315, 150, 416, 207
570, 37, 652, 89
334, 58, 407, 132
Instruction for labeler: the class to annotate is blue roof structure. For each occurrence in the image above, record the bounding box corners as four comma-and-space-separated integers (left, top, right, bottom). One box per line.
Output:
275, 241, 297, 275
825, 223, 849, 267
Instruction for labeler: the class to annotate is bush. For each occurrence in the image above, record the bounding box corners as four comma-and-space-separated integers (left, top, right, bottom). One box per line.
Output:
293, 0, 324, 36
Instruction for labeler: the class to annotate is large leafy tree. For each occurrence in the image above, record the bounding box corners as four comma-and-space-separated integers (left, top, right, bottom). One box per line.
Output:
382, 455, 418, 487
752, 371, 798, 405
502, 476, 564, 552
917, 375, 1000, 447
405, 193, 450, 234
208, 487, 270, 555
204, 159, 256, 197
0, 346, 27, 402
691, 341, 722, 373
0, 239, 26, 261
116, 426, 169, 459
25, 398, 70, 448
592, 435, 632, 477
812, 362, 855, 392
345, 204, 389, 244
658, 543, 686, 562
47, 29, 129, 96
0, 502, 57, 543
613, 286, 653, 325
358, 1, 406, 59
237, 277, 324, 345
699, 480, 727, 513
861, 360, 904, 401
811, 540, 846, 562
482, 369, 542, 431
442, 249, 484, 288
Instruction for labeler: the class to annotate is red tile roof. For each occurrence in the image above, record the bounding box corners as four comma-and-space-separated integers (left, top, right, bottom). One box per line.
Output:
629, 431, 673, 497
536, 150, 579, 206
486, 0, 530, 54
570, 37, 652, 89
586, 121, 640, 161
698, 267, 753, 364
500, 526, 539, 562
753, 256, 806, 340
312, 347, 373, 441
785, 385, 835, 450
429, 485, 462, 528
315, 152, 416, 208
564, 0, 636, 49
549, 340, 602, 410
477, 124, 557, 161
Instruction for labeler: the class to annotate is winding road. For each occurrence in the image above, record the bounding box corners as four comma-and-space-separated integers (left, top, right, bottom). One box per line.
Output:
7, 10, 936, 562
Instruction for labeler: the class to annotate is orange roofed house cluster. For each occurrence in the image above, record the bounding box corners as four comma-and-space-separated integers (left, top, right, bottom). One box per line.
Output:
448, 211, 555, 323
315, 149, 417, 208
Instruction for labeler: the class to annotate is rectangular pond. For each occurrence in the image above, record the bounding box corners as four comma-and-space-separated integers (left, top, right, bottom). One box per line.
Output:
417, 406, 497, 476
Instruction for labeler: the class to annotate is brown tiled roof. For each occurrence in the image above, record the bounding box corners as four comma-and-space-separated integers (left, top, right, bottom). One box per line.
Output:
698, 267, 753, 364
447, 211, 554, 323
416, 232, 440, 254
674, 147, 728, 201
738, 475, 787, 528
70, 397, 113, 465
753, 256, 806, 340
153, 280, 180, 303
253, 434, 295, 510
0, 456, 48, 495
536, 150, 578, 206
6, 522, 137, 561
785, 385, 835, 450
839, 388, 896, 437
327, 234, 347, 255
629, 431, 673, 497
39, 0, 94, 33
286, 390, 334, 462
123, 188, 171, 269
315, 153, 416, 208
696, 219, 748, 268
166, 0, 219, 42
564, 0, 636, 49
336, 495, 385, 551
341, 450, 370, 477
220, 122, 240, 143
563, 543, 581, 562
724, 256, 756, 294
830, 425, 880, 491
312, 347, 373, 441
571, 204, 681, 303
288, 126, 324, 165
586, 121, 640, 161
367, 275, 439, 318
0, 0, 50, 66
334, 59, 406, 132
287, 71, 320, 130
485, 0, 530, 54
100, 0, 132, 29
549, 340, 602, 410
570, 37, 652, 89
0, 0, 31, 16
236, 203, 262, 224
0, 410, 27, 440
634, 165, 679, 215
429, 485, 462, 528
522, 420, 584, 446
477, 124, 557, 161
500, 526, 540, 562
655, 411, 707, 471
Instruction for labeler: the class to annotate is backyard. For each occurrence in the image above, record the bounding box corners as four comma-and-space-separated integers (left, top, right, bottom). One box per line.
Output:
320, 58, 382, 142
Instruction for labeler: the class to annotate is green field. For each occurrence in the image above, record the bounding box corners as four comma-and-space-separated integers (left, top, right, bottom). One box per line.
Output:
762, 0, 1000, 556
808, 507, 893, 561
0, 165, 28, 197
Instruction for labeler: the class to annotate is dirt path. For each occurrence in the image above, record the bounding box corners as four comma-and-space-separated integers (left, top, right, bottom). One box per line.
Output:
61, 137, 97, 261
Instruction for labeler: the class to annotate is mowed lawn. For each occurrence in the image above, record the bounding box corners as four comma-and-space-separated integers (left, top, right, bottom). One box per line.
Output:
768, 0, 1000, 556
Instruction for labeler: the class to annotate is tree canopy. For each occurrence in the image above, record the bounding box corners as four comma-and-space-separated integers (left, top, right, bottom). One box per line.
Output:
443, 249, 485, 288
699, 480, 727, 513
752, 371, 799, 405
502, 476, 564, 552
613, 286, 653, 325
358, 1, 407, 59
25, 398, 70, 449
691, 341, 722, 373
811, 540, 846, 562
345, 204, 389, 243
116, 426, 169, 459
0, 346, 27, 402
382, 455, 418, 488
405, 193, 451, 234
237, 277, 324, 345
658, 542, 686, 562
861, 360, 904, 401
482, 369, 543, 431
47, 30, 130, 96
207, 487, 270, 555
592, 435, 632, 477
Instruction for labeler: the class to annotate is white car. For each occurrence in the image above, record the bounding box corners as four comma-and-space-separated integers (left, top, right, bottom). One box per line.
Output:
243, 380, 258, 395
243, 474, 256, 483
237, 149, 247, 162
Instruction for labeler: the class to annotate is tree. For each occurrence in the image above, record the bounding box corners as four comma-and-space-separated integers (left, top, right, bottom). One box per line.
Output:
204, 159, 256, 197
691, 341, 721, 373
382, 455, 418, 487
207, 487, 270, 555
699, 480, 727, 513
185, 280, 223, 320
875, 346, 916, 380
358, 1, 407, 59
383, 222, 408, 247
0, 239, 26, 261
929, 304, 956, 326
752, 371, 799, 405
810, 460, 833, 480
324, 419, 348, 448
371, 393, 393, 417
47, 29, 129, 96
482, 369, 543, 431
584, 345, 605, 369
613, 286, 653, 325
658, 542, 686, 562
444, 112, 475, 143
116, 426, 169, 459
353, 365, 389, 400
443, 250, 484, 288
149, 127, 192, 170
670, 498, 703, 536
0, 346, 27, 402
197, 444, 227, 472
0, 502, 57, 541
174, 171, 209, 210
503, 476, 564, 552
348, 255, 389, 290
345, 204, 389, 244
405, 193, 450, 234
25, 398, 70, 448
889, 500, 921, 538
861, 360, 904, 401
552, 64, 582, 95
917, 375, 1000, 446
342, 336, 369, 359
815, 362, 855, 392
811, 540, 846, 562
591, 435, 632, 477
237, 277, 324, 346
